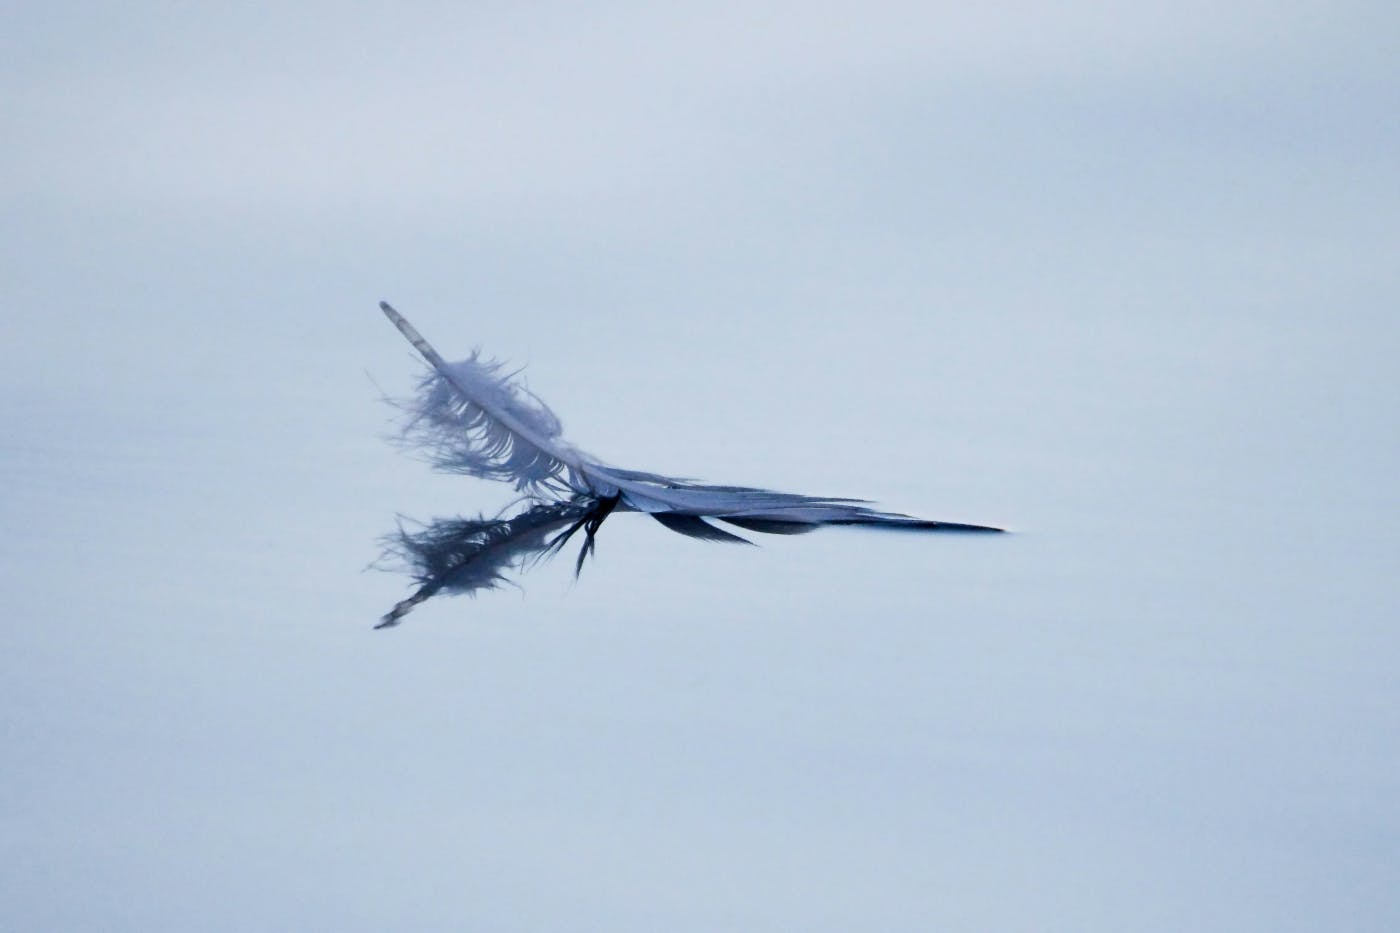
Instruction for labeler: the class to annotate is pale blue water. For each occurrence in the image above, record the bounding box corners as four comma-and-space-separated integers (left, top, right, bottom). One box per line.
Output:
3, 4, 1397, 930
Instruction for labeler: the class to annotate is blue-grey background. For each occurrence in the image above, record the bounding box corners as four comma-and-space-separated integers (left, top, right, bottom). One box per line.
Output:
3, 3, 1397, 930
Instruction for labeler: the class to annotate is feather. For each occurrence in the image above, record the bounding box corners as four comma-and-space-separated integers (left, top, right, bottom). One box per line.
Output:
383, 303, 586, 495
375, 302, 1003, 626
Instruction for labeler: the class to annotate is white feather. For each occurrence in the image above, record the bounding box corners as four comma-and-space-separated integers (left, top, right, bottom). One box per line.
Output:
383, 301, 1002, 528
